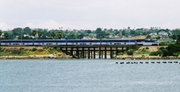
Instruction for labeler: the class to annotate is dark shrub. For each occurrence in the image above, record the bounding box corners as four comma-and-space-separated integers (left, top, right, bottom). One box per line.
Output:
150, 51, 159, 56
127, 50, 134, 55
32, 48, 37, 51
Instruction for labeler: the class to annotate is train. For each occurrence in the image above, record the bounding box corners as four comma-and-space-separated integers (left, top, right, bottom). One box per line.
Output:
0, 39, 159, 46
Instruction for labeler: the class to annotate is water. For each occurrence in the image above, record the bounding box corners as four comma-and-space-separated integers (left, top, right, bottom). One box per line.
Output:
0, 59, 180, 92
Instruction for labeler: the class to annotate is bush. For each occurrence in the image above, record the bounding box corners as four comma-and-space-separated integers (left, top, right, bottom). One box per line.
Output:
173, 52, 179, 57
118, 52, 124, 56
56, 48, 62, 52
48, 48, 57, 54
167, 43, 180, 55
11, 50, 21, 55
161, 48, 169, 57
127, 50, 134, 55
130, 46, 139, 50
149, 51, 160, 56
43, 46, 48, 50
32, 48, 37, 51
0, 47, 2, 52
146, 47, 149, 49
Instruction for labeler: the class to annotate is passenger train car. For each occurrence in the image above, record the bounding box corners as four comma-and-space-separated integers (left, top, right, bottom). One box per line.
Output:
0, 39, 159, 46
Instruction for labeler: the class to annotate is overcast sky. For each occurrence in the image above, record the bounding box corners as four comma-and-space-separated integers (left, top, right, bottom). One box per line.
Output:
0, 0, 180, 30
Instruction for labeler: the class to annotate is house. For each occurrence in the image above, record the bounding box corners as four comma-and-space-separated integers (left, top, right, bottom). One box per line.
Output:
158, 31, 169, 39
149, 33, 158, 39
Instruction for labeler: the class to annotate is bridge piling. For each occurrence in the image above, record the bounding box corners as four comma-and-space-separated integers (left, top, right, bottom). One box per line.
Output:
88, 47, 90, 59
105, 47, 107, 59
76, 47, 79, 58
110, 47, 113, 59
59, 45, 131, 59
116, 47, 118, 57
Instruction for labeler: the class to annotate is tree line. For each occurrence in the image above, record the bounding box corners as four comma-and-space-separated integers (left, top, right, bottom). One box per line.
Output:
0, 27, 180, 40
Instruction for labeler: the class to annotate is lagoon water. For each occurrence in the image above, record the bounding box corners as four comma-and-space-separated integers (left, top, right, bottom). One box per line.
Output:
0, 59, 180, 92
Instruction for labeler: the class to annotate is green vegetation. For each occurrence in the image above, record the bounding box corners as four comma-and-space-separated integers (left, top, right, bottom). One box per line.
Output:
159, 41, 176, 46
149, 51, 160, 56
150, 36, 179, 57
0, 47, 64, 56
32, 48, 37, 51
0, 27, 179, 41
117, 51, 124, 56
136, 48, 150, 55
127, 50, 134, 55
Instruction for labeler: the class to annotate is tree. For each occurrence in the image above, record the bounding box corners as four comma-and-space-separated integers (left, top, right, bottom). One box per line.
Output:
38, 31, 43, 39
161, 48, 169, 57
32, 30, 37, 39
177, 35, 180, 43
12, 28, 23, 39
4, 32, 8, 39
51, 32, 56, 39
172, 29, 180, 39
77, 33, 84, 39
67, 33, 76, 39
32, 30, 37, 45
23, 27, 31, 35
0, 31, 2, 39
95, 28, 104, 39
58, 32, 62, 39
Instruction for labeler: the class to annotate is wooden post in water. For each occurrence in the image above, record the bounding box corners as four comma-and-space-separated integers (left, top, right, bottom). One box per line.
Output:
70, 47, 73, 56
94, 47, 96, 59
88, 47, 90, 59
91, 50, 93, 59
82, 47, 85, 58
77, 47, 79, 58
116, 47, 118, 57
110, 47, 113, 59
105, 47, 107, 59
65, 47, 67, 53
99, 47, 101, 59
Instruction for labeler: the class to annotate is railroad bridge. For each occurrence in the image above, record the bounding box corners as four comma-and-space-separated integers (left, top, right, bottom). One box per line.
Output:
0, 39, 158, 59
55, 45, 131, 59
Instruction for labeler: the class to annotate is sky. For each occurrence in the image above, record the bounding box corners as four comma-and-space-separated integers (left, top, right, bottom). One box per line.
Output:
0, 0, 180, 30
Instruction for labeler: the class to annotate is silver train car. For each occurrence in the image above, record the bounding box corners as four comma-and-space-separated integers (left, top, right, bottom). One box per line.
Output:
0, 39, 159, 46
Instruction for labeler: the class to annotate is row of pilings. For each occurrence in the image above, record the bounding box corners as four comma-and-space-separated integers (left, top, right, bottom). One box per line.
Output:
59, 46, 129, 59
115, 61, 180, 64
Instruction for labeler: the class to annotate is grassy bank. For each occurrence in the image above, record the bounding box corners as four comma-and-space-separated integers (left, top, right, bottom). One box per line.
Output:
116, 46, 180, 59
0, 46, 72, 59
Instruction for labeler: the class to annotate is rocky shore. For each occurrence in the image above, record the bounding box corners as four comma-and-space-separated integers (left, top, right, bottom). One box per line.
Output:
1, 55, 179, 59
0, 54, 72, 59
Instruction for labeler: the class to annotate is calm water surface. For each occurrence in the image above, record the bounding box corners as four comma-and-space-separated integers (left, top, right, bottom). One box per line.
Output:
0, 59, 180, 92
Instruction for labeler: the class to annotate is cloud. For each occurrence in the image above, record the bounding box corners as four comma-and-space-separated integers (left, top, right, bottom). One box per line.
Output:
0, 0, 180, 29
0, 22, 14, 30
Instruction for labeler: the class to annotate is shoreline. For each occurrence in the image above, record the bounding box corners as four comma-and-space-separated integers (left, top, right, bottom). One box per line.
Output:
0, 55, 180, 59
0, 55, 72, 59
